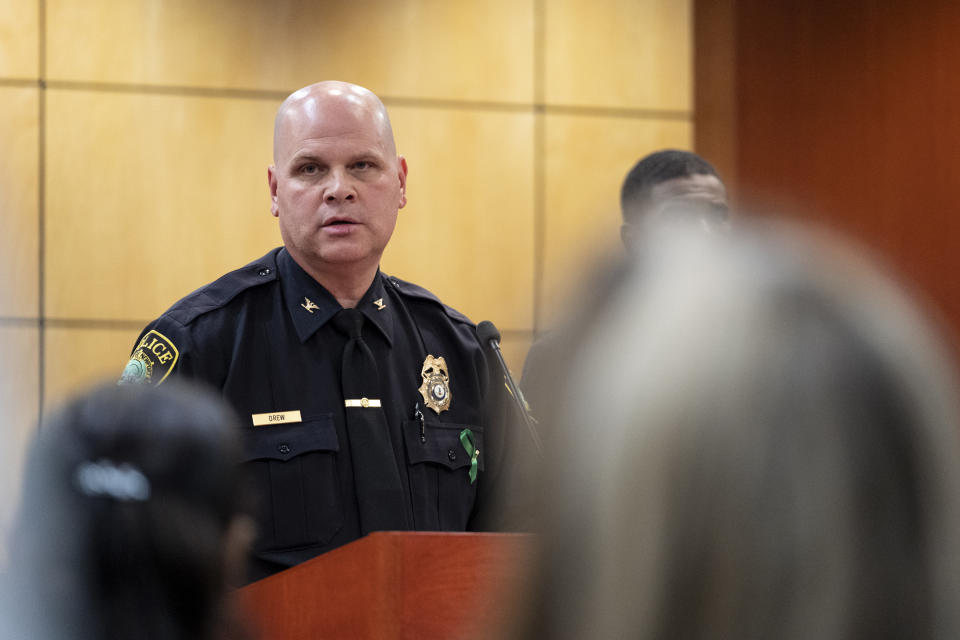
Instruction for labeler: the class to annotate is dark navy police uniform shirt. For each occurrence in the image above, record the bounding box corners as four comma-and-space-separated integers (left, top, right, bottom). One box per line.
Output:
123, 248, 508, 581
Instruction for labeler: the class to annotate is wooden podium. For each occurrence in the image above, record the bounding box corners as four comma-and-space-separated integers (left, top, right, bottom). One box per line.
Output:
237, 532, 536, 640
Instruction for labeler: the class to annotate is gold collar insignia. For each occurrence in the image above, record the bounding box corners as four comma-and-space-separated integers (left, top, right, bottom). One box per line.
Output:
301, 297, 319, 314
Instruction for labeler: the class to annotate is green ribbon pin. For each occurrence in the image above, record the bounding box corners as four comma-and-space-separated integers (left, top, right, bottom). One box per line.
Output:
459, 429, 479, 484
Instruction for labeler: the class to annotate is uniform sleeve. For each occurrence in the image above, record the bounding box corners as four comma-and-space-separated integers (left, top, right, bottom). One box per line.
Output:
118, 314, 222, 388
468, 341, 537, 531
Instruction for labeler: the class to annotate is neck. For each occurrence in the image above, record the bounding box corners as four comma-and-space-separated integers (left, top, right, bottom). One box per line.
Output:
291, 252, 379, 309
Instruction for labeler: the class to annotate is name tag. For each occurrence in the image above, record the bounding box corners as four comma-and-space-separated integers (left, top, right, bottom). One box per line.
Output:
251, 410, 302, 427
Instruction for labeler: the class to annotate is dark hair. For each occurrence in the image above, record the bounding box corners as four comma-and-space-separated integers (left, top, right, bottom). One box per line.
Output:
6, 382, 248, 640
620, 149, 719, 221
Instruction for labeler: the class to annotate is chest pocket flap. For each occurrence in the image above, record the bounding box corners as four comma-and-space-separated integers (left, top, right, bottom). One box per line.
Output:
243, 414, 339, 462
404, 420, 484, 471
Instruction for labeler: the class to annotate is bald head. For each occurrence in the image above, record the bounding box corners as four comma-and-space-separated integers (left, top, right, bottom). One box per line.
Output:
266, 80, 409, 291
273, 81, 397, 166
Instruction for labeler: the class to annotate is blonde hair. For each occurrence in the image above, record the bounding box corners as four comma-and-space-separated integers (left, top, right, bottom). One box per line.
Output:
524, 222, 960, 639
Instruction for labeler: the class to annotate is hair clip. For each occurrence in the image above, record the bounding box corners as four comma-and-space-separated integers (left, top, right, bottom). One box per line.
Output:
74, 459, 151, 502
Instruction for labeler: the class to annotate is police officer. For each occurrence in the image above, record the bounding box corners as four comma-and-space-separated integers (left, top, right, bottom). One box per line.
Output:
121, 81, 509, 581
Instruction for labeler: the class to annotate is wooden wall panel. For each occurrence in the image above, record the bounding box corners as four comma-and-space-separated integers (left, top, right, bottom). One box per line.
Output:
1, 0, 693, 513
544, 0, 691, 110
43, 327, 135, 410
382, 108, 535, 332
46, 0, 534, 103
0, 87, 39, 317
540, 114, 692, 324
0, 0, 38, 78
0, 326, 39, 569
692, 0, 736, 192
698, 0, 960, 345
45, 90, 281, 320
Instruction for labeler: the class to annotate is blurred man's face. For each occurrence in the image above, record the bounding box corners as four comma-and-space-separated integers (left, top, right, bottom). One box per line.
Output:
647, 174, 728, 224
622, 174, 729, 249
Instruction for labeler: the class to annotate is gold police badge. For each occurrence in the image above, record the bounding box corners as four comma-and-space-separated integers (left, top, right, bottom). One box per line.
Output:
418, 355, 451, 414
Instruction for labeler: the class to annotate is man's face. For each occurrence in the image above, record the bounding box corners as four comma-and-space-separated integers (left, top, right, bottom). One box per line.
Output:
622, 173, 729, 249
646, 174, 728, 227
268, 91, 407, 273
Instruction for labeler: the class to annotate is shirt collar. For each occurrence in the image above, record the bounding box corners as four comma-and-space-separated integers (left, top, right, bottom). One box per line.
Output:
356, 272, 394, 346
277, 249, 394, 345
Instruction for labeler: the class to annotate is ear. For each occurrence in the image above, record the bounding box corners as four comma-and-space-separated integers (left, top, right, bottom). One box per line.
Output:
268, 165, 280, 218
397, 156, 408, 209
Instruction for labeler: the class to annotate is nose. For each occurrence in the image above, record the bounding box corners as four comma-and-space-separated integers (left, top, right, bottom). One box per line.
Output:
324, 168, 356, 204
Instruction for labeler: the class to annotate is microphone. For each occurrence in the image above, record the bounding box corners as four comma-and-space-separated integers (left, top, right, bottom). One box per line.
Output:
477, 321, 544, 459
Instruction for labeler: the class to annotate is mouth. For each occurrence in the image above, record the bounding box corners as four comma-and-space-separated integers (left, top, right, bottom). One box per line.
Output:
322, 217, 360, 229
320, 216, 361, 236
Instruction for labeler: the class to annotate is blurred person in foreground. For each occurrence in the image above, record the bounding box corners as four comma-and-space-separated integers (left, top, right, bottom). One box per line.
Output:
3, 382, 254, 640
514, 220, 960, 639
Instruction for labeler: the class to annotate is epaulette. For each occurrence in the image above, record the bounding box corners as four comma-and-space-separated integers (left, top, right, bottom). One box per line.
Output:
165, 248, 281, 326
384, 273, 475, 326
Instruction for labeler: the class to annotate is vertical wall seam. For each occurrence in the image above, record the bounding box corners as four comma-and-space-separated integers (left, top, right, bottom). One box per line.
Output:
532, 0, 546, 336
37, 0, 46, 421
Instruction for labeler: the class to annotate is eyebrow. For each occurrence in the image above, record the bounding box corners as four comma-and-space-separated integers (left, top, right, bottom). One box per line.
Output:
348, 151, 385, 164
289, 153, 324, 165
289, 151, 385, 165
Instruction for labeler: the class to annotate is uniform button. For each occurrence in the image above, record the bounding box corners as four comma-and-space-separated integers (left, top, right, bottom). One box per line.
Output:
258, 268, 271, 276
278, 444, 291, 455
447, 449, 457, 461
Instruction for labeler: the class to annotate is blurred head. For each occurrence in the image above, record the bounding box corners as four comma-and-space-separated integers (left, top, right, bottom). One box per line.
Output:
6, 382, 252, 640
521, 222, 960, 640
268, 81, 408, 279
620, 150, 728, 249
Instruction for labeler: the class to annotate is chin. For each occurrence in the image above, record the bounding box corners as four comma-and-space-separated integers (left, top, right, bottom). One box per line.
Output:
317, 246, 380, 267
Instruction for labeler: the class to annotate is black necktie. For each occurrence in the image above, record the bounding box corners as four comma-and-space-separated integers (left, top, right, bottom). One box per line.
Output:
332, 308, 411, 533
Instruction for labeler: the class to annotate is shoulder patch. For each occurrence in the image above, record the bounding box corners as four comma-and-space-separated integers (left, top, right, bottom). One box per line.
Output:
119, 330, 180, 386
386, 274, 475, 326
